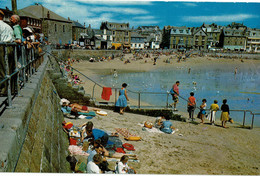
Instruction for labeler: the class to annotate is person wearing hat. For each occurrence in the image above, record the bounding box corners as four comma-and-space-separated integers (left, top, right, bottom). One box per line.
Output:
10, 14, 22, 44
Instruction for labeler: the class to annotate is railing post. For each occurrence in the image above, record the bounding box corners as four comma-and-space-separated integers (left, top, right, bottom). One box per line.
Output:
138, 92, 141, 109
251, 114, 254, 129
4, 46, 12, 108
166, 92, 169, 108
92, 83, 96, 99
243, 111, 246, 127
21, 45, 26, 84
115, 88, 117, 105
14, 45, 20, 96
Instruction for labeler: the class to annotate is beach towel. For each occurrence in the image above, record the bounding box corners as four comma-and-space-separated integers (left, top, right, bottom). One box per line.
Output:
101, 87, 112, 101
68, 145, 90, 156
115, 128, 138, 138
78, 111, 96, 116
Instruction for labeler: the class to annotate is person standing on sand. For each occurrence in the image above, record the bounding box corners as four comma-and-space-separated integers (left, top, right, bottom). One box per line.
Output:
115, 83, 129, 115
187, 92, 196, 121
220, 99, 230, 128
210, 100, 219, 125
170, 81, 180, 111
199, 99, 207, 124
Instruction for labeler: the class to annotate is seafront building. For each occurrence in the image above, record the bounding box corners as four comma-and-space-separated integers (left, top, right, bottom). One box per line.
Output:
100, 21, 131, 49
2, 4, 259, 52
169, 26, 193, 50
245, 28, 260, 52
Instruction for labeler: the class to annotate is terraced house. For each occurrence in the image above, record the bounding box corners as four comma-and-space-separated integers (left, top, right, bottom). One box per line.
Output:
72, 20, 86, 44
136, 26, 162, 49
221, 22, 247, 51
246, 28, 260, 53
169, 26, 193, 50
193, 27, 208, 50
201, 23, 223, 48
100, 21, 131, 49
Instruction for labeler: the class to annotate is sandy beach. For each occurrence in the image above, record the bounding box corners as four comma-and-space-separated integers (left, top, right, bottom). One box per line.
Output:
68, 53, 260, 174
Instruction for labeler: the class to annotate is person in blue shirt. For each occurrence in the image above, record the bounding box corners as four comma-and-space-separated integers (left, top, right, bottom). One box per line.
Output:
81, 121, 109, 147
160, 116, 175, 134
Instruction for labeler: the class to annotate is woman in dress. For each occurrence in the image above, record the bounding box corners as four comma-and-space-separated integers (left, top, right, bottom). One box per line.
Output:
115, 83, 129, 115
220, 99, 230, 128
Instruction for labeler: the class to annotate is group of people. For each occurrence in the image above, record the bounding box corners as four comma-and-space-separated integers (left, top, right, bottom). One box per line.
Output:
0, 11, 43, 95
65, 120, 137, 174
171, 80, 231, 128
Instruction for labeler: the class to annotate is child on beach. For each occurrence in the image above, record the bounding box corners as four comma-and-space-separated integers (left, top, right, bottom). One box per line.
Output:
160, 116, 175, 134
115, 155, 136, 174
210, 100, 219, 125
154, 116, 165, 128
199, 99, 207, 124
220, 99, 230, 128
187, 92, 196, 121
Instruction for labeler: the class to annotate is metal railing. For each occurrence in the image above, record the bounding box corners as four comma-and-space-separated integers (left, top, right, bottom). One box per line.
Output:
0, 42, 45, 115
46, 50, 260, 129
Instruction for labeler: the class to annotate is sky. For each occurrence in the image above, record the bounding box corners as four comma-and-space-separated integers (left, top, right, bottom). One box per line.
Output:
0, 0, 260, 29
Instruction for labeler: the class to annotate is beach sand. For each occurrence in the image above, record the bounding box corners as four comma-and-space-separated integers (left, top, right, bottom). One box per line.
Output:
68, 54, 260, 174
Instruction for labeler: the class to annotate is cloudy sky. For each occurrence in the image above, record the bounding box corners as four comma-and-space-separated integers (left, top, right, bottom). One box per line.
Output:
1, 0, 260, 29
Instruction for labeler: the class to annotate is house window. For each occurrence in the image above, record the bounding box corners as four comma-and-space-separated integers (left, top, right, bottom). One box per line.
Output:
179, 30, 183, 33
125, 32, 128, 36
55, 24, 57, 32
63, 25, 65, 32
135, 44, 137, 47
113, 31, 115, 35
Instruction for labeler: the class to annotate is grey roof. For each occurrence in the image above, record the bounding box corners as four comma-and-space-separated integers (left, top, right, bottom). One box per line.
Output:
223, 28, 245, 37
131, 32, 143, 38
101, 21, 130, 31
93, 29, 103, 35
170, 26, 192, 35
18, 9, 40, 20
20, 5, 71, 23
72, 21, 85, 28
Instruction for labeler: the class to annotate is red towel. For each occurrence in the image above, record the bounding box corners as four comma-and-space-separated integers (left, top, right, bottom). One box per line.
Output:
101, 87, 112, 101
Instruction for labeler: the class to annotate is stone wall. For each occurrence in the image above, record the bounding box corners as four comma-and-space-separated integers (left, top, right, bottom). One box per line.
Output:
0, 55, 70, 172
52, 49, 122, 61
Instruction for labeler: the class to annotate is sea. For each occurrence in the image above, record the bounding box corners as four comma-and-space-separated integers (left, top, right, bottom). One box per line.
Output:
96, 65, 260, 127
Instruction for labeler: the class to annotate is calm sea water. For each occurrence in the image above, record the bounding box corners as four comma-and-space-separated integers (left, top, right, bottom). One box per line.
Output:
97, 66, 260, 127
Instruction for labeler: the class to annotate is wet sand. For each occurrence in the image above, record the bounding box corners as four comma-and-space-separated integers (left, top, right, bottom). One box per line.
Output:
69, 54, 260, 174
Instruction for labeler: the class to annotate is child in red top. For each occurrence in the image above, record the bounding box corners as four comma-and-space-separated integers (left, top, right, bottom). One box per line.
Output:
187, 92, 196, 121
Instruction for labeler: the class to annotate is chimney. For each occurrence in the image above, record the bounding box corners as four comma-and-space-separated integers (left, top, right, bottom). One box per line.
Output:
11, 0, 17, 15
68, 17, 70, 21
84, 22, 85, 27
89, 24, 91, 28
47, 11, 50, 19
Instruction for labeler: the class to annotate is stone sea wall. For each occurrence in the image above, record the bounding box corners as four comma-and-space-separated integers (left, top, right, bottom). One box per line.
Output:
52, 49, 122, 61
0, 55, 70, 172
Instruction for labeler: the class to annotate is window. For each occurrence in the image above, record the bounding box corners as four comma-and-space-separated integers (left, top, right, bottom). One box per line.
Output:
112, 31, 115, 35
55, 24, 57, 32
125, 32, 128, 36
179, 30, 183, 33
63, 25, 65, 32
139, 44, 141, 47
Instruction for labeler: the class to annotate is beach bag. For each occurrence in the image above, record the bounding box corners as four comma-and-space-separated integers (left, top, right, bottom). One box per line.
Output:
229, 117, 234, 123
170, 88, 175, 94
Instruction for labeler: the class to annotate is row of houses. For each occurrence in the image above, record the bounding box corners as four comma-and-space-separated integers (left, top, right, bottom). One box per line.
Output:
1, 4, 259, 52
163, 22, 260, 52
